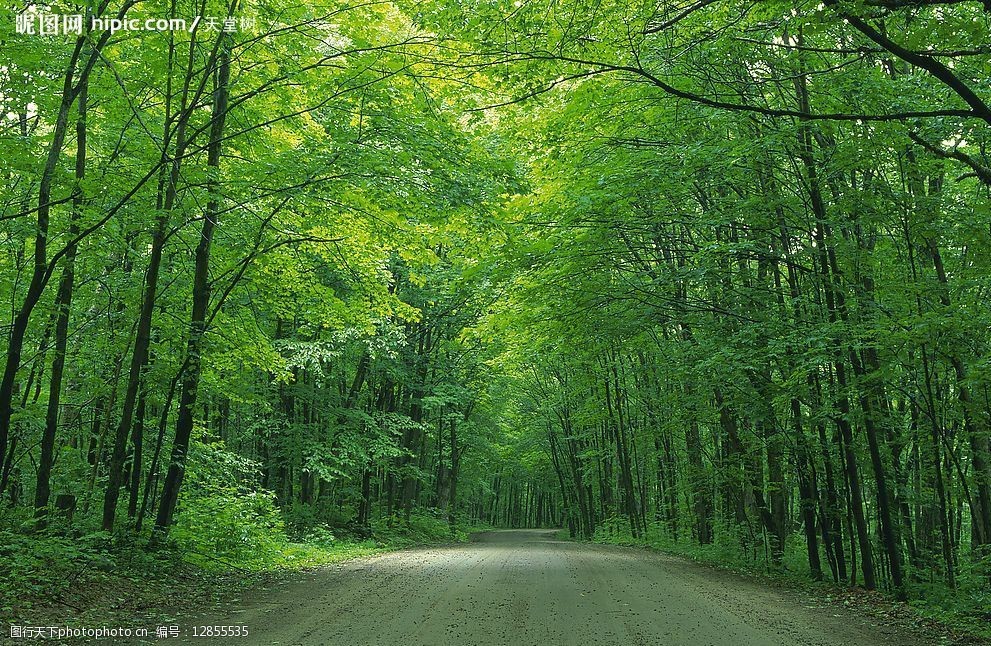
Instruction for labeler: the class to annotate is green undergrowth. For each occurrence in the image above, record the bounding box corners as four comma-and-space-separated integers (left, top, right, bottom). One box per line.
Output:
588, 518, 991, 644
0, 503, 479, 629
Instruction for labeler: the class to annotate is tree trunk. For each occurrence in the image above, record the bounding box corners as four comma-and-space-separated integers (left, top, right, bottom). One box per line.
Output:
154, 40, 231, 537
34, 77, 88, 529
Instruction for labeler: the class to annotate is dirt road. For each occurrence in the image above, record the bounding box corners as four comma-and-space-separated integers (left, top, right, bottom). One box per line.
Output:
171, 530, 934, 646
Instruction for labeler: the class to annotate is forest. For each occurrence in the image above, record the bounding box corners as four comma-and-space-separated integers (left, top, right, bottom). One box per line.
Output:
2, 0, 991, 641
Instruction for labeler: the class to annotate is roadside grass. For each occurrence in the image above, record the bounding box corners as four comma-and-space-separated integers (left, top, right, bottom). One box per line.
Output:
586, 517, 991, 645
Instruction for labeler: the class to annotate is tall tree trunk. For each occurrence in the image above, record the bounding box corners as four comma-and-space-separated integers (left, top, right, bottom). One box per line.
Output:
0, 39, 88, 491
154, 38, 232, 537
33, 77, 88, 528
102, 22, 203, 530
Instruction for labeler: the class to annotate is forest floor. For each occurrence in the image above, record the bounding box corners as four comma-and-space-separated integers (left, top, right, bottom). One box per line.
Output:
72, 528, 981, 646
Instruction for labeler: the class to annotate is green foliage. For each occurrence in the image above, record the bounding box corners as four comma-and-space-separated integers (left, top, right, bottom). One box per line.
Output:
0, 507, 180, 622
0, 528, 94, 615
373, 512, 468, 546
171, 490, 286, 570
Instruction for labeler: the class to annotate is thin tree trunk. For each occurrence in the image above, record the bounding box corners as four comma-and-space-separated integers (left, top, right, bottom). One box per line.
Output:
33, 77, 88, 528
154, 39, 232, 537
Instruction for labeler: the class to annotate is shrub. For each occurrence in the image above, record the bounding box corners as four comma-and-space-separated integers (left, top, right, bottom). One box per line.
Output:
169, 440, 287, 570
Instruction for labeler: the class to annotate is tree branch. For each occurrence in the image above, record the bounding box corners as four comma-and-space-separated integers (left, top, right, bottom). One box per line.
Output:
908, 132, 991, 185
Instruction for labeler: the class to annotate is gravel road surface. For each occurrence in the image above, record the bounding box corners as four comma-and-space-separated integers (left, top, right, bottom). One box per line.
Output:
170, 529, 934, 646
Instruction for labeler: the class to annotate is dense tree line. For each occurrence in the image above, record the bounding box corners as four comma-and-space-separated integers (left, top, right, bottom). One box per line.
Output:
446, 0, 991, 607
